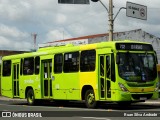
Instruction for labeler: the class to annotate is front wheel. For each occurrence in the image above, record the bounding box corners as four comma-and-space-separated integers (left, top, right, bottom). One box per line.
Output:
27, 89, 35, 105
85, 90, 97, 108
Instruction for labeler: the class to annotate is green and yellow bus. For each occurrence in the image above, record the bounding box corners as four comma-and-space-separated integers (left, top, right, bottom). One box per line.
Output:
1, 40, 159, 108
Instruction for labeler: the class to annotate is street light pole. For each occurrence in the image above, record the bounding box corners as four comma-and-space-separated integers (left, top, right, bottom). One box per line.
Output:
99, 0, 125, 41
108, 0, 113, 41
99, 0, 113, 41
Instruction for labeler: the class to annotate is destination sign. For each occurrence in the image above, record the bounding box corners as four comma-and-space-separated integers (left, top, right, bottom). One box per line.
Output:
116, 43, 153, 51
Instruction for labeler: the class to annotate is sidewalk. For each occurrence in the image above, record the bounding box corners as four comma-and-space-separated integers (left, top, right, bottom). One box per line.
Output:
0, 96, 26, 101
0, 95, 159, 104
142, 98, 160, 104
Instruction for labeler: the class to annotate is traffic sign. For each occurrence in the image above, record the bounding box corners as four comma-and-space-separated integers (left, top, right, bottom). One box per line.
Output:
126, 2, 147, 20
58, 0, 90, 4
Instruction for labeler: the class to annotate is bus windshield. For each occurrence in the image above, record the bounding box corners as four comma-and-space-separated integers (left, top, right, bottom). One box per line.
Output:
117, 52, 157, 82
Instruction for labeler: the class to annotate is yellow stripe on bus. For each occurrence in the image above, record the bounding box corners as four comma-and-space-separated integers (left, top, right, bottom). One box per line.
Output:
129, 87, 155, 92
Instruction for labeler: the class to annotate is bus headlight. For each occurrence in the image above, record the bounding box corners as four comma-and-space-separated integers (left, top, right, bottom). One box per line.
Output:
118, 83, 129, 92
154, 82, 159, 91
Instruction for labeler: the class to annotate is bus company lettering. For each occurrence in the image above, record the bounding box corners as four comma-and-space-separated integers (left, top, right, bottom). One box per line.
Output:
24, 79, 34, 84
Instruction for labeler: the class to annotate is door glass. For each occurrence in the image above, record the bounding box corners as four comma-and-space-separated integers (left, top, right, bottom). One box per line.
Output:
106, 56, 110, 79
43, 60, 52, 97
99, 56, 105, 99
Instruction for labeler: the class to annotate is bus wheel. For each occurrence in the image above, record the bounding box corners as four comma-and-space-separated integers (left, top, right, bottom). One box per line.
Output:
85, 90, 97, 108
27, 89, 35, 105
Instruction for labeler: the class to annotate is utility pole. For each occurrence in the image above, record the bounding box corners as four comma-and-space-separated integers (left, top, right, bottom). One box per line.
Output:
98, 0, 125, 41
31, 33, 37, 50
93, 0, 114, 41
59, 0, 126, 41
108, 0, 113, 41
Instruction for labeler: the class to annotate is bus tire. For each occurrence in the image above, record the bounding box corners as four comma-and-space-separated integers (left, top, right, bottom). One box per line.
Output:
85, 89, 97, 108
27, 89, 35, 105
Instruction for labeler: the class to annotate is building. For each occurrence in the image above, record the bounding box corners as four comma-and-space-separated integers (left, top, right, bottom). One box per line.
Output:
0, 50, 28, 64
39, 29, 160, 63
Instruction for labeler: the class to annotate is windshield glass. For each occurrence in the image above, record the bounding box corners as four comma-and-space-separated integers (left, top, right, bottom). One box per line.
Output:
118, 52, 157, 82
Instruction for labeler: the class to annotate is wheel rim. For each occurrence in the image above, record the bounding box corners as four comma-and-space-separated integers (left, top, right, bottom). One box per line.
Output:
87, 93, 95, 105
28, 93, 33, 104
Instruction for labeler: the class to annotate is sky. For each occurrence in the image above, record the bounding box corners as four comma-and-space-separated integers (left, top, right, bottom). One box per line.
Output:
0, 0, 160, 51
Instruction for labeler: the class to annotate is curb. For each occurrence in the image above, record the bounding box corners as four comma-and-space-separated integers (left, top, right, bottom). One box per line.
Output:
0, 96, 159, 103
0, 96, 26, 101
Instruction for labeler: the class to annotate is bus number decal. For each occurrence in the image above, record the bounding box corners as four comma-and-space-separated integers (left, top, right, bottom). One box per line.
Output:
24, 79, 34, 84
120, 44, 125, 49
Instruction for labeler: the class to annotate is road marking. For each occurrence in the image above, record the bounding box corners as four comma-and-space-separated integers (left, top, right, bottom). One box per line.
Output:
82, 117, 111, 120
0, 103, 111, 111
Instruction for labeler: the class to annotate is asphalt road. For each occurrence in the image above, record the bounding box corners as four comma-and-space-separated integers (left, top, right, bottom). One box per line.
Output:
0, 97, 160, 120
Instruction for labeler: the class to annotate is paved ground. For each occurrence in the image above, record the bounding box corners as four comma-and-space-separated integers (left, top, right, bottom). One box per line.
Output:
0, 95, 160, 104
0, 96, 26, 101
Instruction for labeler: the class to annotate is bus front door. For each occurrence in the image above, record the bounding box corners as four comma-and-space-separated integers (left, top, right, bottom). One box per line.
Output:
41, 60, 53, 98
99, 55, 111, 100
13, 63, 19, 98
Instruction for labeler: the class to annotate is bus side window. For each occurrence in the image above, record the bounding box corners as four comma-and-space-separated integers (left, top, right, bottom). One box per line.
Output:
2, 60, 11, 76
64, 52, 79, 73
80, 50, 96, 72
54, 54, 63, 73
23, 57, 34, 75
20, 59, 23, 75
35, 56, 40, 74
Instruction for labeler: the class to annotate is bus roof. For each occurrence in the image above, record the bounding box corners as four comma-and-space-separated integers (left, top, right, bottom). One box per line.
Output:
2, 40, 152, 60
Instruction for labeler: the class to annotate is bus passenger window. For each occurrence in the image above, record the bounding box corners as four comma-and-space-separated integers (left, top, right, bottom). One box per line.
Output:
2, 60, 11, 76
54, 54, 63, 73
80, 50, 96, 72
20, 59, 23, 75
63, 52, 79, 73
35, 56, 40, 74
23, 57, 34, 75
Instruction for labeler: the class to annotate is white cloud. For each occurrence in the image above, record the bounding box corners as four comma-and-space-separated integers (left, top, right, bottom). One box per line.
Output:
0, 0, 160, 50
12, 41, 32, 51
0, 0, 31, 21
46, 29, 72, 41
0, 35, 32, 51
0, 24, 29, 39
56, 13, 67, 24
0, 36, 10, 46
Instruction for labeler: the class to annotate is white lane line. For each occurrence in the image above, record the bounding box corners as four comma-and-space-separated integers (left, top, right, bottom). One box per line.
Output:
82, 117, 111, 120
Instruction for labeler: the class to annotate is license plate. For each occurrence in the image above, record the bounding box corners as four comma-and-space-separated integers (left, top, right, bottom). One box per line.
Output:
140, 97, 147, 100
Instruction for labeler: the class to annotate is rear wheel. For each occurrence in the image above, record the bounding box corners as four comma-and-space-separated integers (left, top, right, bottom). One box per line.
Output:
27, 89, 35, 105
85, 90, 97, 108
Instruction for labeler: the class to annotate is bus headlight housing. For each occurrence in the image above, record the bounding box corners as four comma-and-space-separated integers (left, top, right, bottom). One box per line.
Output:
118, 83, 129, 92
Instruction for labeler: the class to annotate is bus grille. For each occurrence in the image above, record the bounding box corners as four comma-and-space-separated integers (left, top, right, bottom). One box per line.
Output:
131, 94, 153, 100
